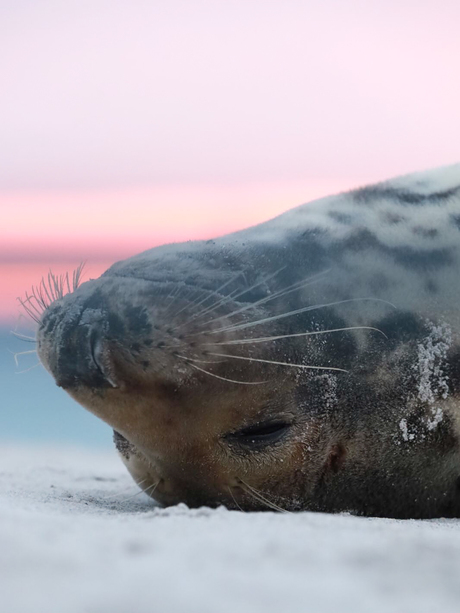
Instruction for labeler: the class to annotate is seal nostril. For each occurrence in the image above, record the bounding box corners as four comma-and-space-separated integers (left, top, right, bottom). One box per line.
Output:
90, 329, 118, 388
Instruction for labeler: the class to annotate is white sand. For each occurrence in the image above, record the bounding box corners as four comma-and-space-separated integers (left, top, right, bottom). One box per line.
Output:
1, 445, 460, 613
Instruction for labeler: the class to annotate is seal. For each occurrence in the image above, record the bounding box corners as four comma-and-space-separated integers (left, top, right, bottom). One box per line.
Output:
33, 163, 460, 518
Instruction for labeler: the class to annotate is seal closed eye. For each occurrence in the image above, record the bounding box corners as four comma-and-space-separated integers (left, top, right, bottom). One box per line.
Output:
227, 419, 292, 447
34, 163, 460, 518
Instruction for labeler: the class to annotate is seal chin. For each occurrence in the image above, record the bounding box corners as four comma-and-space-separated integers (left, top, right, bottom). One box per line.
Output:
115, 433, 233, 509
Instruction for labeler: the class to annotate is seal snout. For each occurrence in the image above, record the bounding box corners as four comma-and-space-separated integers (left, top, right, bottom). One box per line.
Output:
38, 299, 120, 390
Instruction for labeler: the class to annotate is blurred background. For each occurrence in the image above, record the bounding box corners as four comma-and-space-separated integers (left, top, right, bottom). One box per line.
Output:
1, 0, 459, 448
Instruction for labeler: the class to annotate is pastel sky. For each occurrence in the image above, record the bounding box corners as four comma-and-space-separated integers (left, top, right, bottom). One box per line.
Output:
1, 0, 459, 324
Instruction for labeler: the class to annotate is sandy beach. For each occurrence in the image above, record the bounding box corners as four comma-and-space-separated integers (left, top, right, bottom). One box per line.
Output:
1, 445, 460, 613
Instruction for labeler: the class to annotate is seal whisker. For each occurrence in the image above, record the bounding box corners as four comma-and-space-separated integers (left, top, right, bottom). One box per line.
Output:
51, 270, 67, 300
65, 271, 71, 295
239, 479, 290, 513
170, 288, 210, 319
119, 481, 159, 502
207, 297, 397, 336
163, 284, 184, 312
10, 348, 38, 368
227, 486, 244, 511
119, 480, 159, 502
179, 287, 243, 328
162, 284, 189, 320
179, 272, 245, 321
142, 480, 160, 497
20, 293, 43, 321
184, 361, 268, 386
181, 266, 288, 331
174, 353, 225, 364
175, 273, 246, 329
198, 268, 331, 330
19, 263, 86, 324
14, 361, 42, 374
72, 262, 85, 292
47, 271, 59, 301
208, 352, 348, 373
169, 287, 209, 320
41, 273, 55, 306
202, 325, 388, 347
16, 300, 39, 324
100, 478, 150, 500
10, 331, 37, 342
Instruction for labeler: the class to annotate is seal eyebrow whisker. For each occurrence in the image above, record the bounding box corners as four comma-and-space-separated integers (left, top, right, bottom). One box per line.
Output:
19, 263, 86, 324
198, 268, 332, 330
239, 479, 290, 513
202, 325, 388, 346
184, 360, 268, 385
48, 270, 61, 301
38, 274, 54, 306
207, 297, 397, 336
208, 352, 349, 373
17, 294, 42, 323
64, 271, 71, 295
72, 262, 85, 292
44, 272, 56, 303
32, 283, 49, 312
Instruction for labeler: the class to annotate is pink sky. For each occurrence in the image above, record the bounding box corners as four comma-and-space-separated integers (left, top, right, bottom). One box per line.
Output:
2, 178, 357, 323
1, 1, 459, 324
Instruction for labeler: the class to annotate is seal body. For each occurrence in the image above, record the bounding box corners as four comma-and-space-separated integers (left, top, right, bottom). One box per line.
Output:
36, 164, 460, 518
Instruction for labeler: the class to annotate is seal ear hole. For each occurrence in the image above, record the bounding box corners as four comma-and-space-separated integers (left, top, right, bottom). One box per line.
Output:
325, 443, 346, 473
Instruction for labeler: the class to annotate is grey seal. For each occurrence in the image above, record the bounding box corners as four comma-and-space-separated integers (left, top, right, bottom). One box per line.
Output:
32, 163, 460, 518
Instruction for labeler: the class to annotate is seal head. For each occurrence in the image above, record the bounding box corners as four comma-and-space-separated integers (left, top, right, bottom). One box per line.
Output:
36, 164, 460, 517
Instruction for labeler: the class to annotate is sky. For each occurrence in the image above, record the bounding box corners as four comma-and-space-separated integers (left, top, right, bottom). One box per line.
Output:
1, 0, 460, 325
